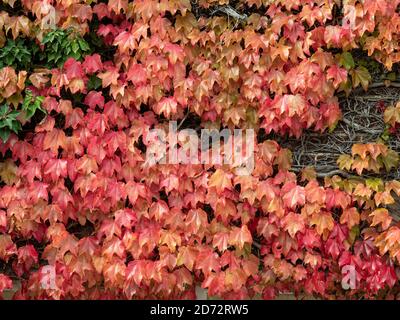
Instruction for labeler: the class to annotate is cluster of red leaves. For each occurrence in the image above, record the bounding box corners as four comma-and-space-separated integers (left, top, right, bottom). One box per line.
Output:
1, 0, 400, 300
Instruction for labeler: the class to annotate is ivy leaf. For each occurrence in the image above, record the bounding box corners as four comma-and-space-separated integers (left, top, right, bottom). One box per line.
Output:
87, 75, 102, 90
208, 169, 233, 194
370, 208, 392, 230
337, 154, 353, 171
384, 104, 400, 127
282, 182, 305, 209
366, 178, 384, 192
0, 128, 11, 143
282, 212, 305, 238
229, 225, 252, 250
327, 65, 348, 88
339, 52, 355, 70
340, 208, 360, 229
351, 66, 372, 91
153, 97, 178, 118
381, 149, 399, 172
310, 211, 335, 236
0, 274, 12, 293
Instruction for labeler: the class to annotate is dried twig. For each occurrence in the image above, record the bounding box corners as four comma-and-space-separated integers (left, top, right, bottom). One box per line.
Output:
211, 5, 248, 21
177, 109, 190, 130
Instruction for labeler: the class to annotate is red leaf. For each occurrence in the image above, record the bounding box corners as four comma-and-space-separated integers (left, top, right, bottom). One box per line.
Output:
196, 248, 220, 275
82, 54, 103, 74
0, 274, 12, 293
153, 97, 178, 118
327, 65, 348, 88
44, 159, 68, 181
0, 235, 17, 262
64, 58, 84, 80
282, 212, 305, 238
43, 129, 67, 153
282, 182, 306, 209
229, 225, 252, 249
84, 91, 105, 109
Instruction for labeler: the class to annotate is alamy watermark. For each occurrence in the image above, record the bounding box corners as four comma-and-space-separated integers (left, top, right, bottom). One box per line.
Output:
144, 121, 255, 176
40, 265, 57, 290
341, 265, 356, 290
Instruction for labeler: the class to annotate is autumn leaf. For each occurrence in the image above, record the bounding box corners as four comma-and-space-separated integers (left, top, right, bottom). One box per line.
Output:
300, 166, 317, 182
310, 211, 334, 236
282, 212, 305, 238
229, 225, 252, 249
381, 149, 399, 172
0, 235, 17, 262
185, 208, 208, 235
196, 248, 220, 275
327, 65, 348, 88
212, 232, 230, 252
351, 66, 371, 91
43, 159, 67, 181
0, 159, 18, 185
108, 0, 128, 14
164, 43, 185, 64
159, 230, 181, 252
273, 94, 307, 117
384, 104, 400, 127
98, 67, 120, 88
84, 91, 105, 109
82, 54, 103, 74
208, 169, 233, 194
0, 274, 12, 293
370, 208, 392, 230
43, 129, 67, 153
340, 208, 360, 229
282, 182, 305, 209
114, 31, 136, 53
176, 246, 197, 271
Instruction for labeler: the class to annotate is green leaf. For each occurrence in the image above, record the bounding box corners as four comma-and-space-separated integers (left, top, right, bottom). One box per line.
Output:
72, 40, 79, 53
78, 38, 90, 51
386, 72, 397, 81
25, 109, 35, 119
10, 120, 21, 133
366, 178, 384, 192
351, 66, 371, 91
382, 149, 400, 172
7, 110, 20, 120
340, 52, 355, 70
0, 104, 9, 117
87, 75, 102, 90
43, 28, 91, 67
0, 128, 10, 142
21, 91, 44, 120
348, 225, 360, 245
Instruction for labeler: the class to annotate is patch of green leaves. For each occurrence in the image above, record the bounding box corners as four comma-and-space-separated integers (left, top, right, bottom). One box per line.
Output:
0, 38, 39, 71
22, 89, 45, 120
0, 90, 45, 143
42, 29, 91, 66
0, 104, 21, 142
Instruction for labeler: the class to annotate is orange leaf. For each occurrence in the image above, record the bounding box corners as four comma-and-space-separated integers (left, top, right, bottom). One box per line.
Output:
310, 211, 334, 236
340, 208, 360, 229
208, 169, 233, 194
43, 129, 67, 153
370, 208, 392, 230
229, 225, 252, 249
